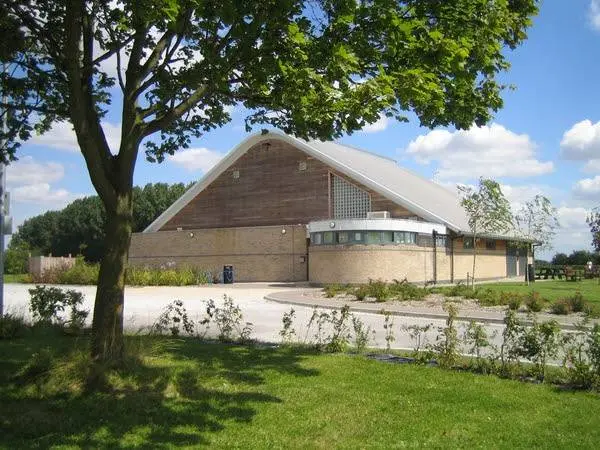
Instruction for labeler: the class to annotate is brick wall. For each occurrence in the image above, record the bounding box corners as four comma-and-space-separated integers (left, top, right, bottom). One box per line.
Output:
161, 139, 416, 231
129, 225, 308, 282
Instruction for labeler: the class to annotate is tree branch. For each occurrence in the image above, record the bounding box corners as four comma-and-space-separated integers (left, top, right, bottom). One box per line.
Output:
141, 85, 207, 137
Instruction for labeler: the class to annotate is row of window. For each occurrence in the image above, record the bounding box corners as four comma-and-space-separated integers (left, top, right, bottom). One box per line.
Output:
463, 238, 497, 250
311, 230, 420, 246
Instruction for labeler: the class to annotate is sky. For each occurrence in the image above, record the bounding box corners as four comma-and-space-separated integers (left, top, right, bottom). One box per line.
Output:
7, 1, 600, 261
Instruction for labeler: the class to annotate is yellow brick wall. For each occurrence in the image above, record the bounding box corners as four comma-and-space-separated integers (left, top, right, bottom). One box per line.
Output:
308, 238, 525, 284
308, 245, 450, 284
129, 225, 308, 282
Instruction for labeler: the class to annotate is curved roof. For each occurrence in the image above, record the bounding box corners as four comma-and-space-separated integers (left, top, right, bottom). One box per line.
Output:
144, 131, 471, 233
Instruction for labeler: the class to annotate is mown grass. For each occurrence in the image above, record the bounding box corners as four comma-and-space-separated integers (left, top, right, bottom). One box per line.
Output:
480, 279, 600, 303
2, 330, 600, 448
4, 273, 33, 284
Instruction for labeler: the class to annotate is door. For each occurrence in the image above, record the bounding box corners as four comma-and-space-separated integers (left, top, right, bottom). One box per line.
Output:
518, 248, 528, 278
506, 246, 517, 277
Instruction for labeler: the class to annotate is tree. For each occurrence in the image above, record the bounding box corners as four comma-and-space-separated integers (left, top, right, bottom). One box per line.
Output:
551, 253, 569, 266
588, 209, 600, 252
514, 194, 559, 283
7, 182, 189, 265
1, 1, 538, 362
9, 210, 61, 255
459, 178, 513, 286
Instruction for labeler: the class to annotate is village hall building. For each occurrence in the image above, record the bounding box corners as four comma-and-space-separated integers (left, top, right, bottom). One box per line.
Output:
130, 131, 532, 283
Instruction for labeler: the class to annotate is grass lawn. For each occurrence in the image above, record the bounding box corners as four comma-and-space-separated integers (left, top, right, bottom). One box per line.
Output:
4, 274, 32, 284
479, 279, 600, 303
1, 331, 600, 448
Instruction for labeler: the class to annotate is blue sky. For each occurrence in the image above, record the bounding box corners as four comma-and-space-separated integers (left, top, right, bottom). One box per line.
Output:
8, 1, 600, 260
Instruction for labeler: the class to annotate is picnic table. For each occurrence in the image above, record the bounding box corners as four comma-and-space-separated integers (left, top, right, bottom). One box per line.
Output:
535, 266, 585, 281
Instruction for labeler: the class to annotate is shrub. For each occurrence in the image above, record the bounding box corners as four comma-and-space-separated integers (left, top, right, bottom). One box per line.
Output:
388, 278, 428, 301
432, 303, 461, 369
404, 323, 433, 363
59, 258, 99, 285
351, 315, 373, 353
353, 285, 369, 301
325, 305, 351, 353
367, 279, 389, 302
0, 313, 28, 339
28, 286, 88, 328
507, 295, 522, 311
500, 309, 522, 376
381, 310, 395, 351
127, 265, 209, 286
568, 291, 586, 313
323, 284, 347, 298
464, 320, 491, 371
204, 295, 253, 343
515, 319, 561, 382
279, 308, 296, 345
551, 299, 571, 315
476, 289, 501, 307
525, 291, 544, 312
151, 300, 196, 337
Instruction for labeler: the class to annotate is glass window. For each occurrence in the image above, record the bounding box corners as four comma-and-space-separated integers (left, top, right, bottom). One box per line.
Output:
311, 233, 322, 245
486, 239, 496, 250
323, 231, 334, 244
381, 231, 394, 244
353, 232, 363, 243
337, 232, 349, 244
366, 231, 381, 244
463, 237, 474, 249
435, 235, 447, 247
394, 231, 417, 245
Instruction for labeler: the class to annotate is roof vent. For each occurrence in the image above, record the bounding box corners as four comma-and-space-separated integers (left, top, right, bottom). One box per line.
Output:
367, 211, 390, 219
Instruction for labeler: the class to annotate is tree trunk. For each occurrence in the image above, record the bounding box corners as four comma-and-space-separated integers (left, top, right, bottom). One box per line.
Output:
471, 233, 477, 289
91, 191, 133, 362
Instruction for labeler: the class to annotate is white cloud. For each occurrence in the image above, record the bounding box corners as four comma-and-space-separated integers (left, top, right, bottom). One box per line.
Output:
591, 0, 600, 30
360, 115, 389, 133
27, 121, 121, 153
582, 159, 600, 173
557, 206, 589, 229
11, 183, 84, 206
405, 124, 553, 180
6, 156, 64, 187
573, 175, 600, 198
168, 147, 225, 172
560, 119, 600, 160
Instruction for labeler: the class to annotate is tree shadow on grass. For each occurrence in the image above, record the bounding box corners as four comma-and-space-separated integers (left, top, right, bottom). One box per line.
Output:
0, 334, 320, 448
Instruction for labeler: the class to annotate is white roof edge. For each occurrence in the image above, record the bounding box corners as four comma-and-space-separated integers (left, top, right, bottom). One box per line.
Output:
144, 131, 462, 233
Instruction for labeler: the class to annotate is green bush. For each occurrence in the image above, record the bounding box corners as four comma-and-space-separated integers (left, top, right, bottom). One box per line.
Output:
550, 299, 570, 315
0, 313, 28, 339
366, 279, 389, 302
323, 284, 347, 298
568, 291, 586, 313
126, 265, 209, 286
353, 285, 369, 301
388, 279, 428, 301
59, 258, 99, 285
525, 291, 545, 312
28, 285, 88, 328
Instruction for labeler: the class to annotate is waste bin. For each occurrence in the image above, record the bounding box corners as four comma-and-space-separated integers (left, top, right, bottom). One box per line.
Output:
526, 264, 535, 283
223, 265, 234, 284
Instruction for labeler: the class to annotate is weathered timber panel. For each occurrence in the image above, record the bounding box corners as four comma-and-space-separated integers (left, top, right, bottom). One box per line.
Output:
162, 139, 416, 230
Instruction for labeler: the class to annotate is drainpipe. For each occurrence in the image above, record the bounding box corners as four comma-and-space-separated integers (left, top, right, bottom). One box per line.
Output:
432, 230, 437, 284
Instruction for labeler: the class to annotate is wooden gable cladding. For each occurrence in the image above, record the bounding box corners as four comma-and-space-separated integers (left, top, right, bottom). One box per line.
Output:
161, 139, 419, 231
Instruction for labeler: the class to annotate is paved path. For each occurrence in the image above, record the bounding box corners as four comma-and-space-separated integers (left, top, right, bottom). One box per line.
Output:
3, 283, 587, 352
